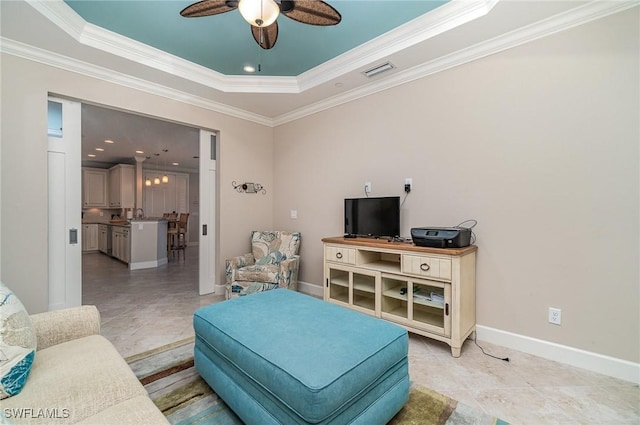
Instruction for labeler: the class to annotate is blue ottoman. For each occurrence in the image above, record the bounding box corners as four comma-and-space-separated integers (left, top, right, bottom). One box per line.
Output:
194, 289, 409, 425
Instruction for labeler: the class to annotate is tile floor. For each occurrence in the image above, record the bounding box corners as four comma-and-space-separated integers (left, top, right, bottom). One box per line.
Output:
82, 247, 639, 425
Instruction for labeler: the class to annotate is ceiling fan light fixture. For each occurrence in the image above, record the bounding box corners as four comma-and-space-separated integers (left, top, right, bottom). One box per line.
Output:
238, 0, 279, 27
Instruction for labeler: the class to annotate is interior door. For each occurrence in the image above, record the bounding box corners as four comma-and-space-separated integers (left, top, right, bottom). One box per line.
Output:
47, 97, 82, 310
199, 130, 217, 295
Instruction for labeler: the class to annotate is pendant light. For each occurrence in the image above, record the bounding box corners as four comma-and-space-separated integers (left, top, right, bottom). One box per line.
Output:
162, 149, 169, 184
153, 153, 161, 185
144, 155, 152, 186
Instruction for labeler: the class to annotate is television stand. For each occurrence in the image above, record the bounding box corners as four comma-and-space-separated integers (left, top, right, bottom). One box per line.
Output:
322, 236, 477, 357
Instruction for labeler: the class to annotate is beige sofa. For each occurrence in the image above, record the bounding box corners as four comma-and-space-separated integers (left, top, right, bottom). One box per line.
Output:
2, 306, 168, 424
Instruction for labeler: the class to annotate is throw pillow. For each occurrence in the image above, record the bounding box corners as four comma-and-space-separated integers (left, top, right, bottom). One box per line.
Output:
0, 281, 37, 399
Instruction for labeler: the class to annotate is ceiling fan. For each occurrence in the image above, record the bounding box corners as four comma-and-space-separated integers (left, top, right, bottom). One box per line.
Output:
180, 0, 341, 50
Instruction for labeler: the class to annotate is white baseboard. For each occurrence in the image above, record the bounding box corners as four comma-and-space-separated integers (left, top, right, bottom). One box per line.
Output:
476, 325, 640, 385
297, 281, 323, 298
129, 258, 167, 270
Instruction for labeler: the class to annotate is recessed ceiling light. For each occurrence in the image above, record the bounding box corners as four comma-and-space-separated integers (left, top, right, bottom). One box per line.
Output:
104, 139, 114, 144
95, 147, 104, 152
136, 150, 144, 154
172, 162, 179, 166
244, 65, 256, 73
87, 154, 96, 158
335, 82, 343, 88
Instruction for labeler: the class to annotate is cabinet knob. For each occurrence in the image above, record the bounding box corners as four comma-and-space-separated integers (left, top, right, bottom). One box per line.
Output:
420, 263, 430, 271
336, 252, 343, 259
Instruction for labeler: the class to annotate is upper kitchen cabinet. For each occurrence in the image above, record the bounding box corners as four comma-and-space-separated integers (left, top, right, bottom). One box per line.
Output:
109, 164, 135, 209
82, 168, 108, 208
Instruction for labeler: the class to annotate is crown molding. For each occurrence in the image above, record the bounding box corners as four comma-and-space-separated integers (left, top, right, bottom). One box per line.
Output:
273, 0, 640, 126
25, 0, 497, 94
297, 0, 499, 92
5, 0, 636, 128
25, 0, 300, 94
0, 37, 274, 127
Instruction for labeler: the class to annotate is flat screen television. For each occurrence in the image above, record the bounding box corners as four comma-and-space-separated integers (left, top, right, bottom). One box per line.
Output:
344, 196, 400, 238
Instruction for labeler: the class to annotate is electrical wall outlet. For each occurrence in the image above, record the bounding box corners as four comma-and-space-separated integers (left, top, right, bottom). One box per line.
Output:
404, 178, 412, 193
365, 182, 372, 193
548, 307, 562, 325
290, 210, 297, 219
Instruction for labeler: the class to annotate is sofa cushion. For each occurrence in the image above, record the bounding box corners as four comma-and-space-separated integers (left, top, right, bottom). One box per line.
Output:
0, 281, 37, 399
2, 335, 151, 424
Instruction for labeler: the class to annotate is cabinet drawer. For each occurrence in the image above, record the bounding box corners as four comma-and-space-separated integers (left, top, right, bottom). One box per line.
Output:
402, 254, 451, 281
325, 246, 356, 265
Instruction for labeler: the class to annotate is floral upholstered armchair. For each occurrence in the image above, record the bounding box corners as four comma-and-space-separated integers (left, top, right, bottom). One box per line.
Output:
225, 231, 301, 298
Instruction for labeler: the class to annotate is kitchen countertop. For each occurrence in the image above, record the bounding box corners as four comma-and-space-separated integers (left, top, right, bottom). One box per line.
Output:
82, 220, 130, 227
83, 217, 168, 227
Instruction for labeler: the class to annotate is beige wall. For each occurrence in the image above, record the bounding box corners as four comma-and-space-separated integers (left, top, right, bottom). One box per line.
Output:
273, 10, 639, 362
0, 54, 273, 314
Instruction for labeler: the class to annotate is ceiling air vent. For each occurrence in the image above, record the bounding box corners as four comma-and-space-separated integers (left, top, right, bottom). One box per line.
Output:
363, 62, 395, 78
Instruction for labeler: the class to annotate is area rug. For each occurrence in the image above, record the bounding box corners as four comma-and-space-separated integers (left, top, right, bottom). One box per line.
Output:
126, 338, 509, 425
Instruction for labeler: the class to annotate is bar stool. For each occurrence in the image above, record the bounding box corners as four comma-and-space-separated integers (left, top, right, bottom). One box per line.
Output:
168, 213, 189, 261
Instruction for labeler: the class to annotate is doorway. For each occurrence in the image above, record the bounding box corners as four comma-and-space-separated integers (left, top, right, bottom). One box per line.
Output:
48, 97, 219, 312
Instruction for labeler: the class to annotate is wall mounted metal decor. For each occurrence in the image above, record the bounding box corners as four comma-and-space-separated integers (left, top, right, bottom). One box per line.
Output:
232, 181, 266, 194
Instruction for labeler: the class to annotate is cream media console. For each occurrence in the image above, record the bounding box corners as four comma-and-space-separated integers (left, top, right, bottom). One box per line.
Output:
322, 237, 477, 357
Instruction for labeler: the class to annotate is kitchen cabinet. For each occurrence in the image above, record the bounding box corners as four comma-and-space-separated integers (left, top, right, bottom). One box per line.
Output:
98, 224, 110, 254
112, 226, 130, 263
323, 236, 476, 357
109, 164, 135, 209
82, 224, 99, 252
82, 168, 108, 208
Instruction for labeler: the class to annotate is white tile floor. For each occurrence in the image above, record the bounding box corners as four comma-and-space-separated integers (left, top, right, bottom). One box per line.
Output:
82, 247, 639, 425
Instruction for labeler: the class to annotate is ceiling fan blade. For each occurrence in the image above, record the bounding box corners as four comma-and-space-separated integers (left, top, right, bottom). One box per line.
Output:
281, 0, 341, 26
251, 21, 279, 50
180, 0, 237, 18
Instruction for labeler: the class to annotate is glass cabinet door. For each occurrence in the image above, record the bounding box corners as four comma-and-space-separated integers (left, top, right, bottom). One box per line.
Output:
410, 279, 451, 337
381, 276, 408, 320
380, 274, 451, 337
352, 271, 376, 313
325, 265, 378, 316
327, 267, 349, 304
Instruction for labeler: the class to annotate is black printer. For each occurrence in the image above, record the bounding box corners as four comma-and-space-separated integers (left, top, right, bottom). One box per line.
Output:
411, 227, 472, 248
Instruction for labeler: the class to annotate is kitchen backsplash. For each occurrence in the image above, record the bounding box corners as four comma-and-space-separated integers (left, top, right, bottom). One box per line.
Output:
82, 207, 129, 223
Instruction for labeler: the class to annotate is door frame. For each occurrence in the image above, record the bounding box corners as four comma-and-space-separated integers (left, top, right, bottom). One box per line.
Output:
199, 130, 218, 295
48, 98, 219, 307
48, 96, 82, 310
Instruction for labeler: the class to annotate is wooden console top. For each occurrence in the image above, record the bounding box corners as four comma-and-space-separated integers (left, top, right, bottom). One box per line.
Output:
321, 236, 477, 256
